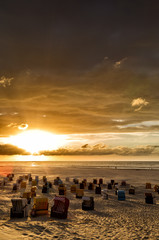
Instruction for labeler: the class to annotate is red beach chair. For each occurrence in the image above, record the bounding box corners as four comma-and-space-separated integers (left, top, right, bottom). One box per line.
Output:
51, 196, 69, 219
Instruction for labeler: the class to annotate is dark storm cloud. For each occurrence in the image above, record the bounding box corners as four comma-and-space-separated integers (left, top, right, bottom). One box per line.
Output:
0, 0, 159, 73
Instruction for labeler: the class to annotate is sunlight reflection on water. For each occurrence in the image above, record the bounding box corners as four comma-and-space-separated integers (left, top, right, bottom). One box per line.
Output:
31, 162, 36, 167
14, 155, 48, 162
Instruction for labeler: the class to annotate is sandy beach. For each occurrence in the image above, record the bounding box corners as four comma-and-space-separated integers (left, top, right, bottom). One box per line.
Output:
0, 162, 159, 240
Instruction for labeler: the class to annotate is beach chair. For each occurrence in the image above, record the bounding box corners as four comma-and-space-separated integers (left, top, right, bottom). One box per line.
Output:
51, 196, 69, 219
118, 190, 125, 200
82, 181, 87, 188
8, 175, 13, 181
0, 179, 6, 186
42, 185, 49, 193
31, 186, 37, 192
19, 176, 23, 181
145, 193, 156, 204
154, 185, 159, 192
31, 186, 37, 197
20, 181, 26, 189
146, 183, 151, 189
9, 176, 13, 181
76, 189, 84, 198
43, 176, 47, 183
73, 178, 79, 184
10, 198, 29, 218
99, 179, 103, 185
22, 192, 31, 204
54, 177, 62, 185
80, 183, 85, 189
121, 181, 126, 186
101, 189, 108, 200
93, 179, 97, 184
24, 175, 28, 180
82, 196, 94, 210
107, 183, 112, 189
54, 178, 58, 185
31, 197, 49, 217
4, 177, 9, 184
29, 176, 32, 182
115, 187, 118, 195
111, 180, 114, 185
32, 180, 37, 186
48, 181, 52, 188
17, 178, 22, 185
65, 177, 70, 182
12, 183, 18, 191
129, 188, 135, 195
7, 173, 13, 178
35, 176, 39, 185
70, 185, 77, 193
82, 179, 87, 187
95, 185, 101, 194
88, 183, 94, 190
58, 184, 66, 195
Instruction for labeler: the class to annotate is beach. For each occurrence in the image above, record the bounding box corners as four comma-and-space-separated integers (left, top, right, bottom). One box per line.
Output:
0, 160, 159, 240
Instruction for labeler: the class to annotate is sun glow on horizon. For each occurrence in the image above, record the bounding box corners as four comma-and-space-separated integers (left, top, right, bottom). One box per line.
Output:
8, 130, 67, 154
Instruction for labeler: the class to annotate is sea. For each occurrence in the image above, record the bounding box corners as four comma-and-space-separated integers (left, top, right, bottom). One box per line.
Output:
0, 155, 159, 170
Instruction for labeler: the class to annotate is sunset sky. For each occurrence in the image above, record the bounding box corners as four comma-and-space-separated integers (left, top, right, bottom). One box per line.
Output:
0, 1, 159, 155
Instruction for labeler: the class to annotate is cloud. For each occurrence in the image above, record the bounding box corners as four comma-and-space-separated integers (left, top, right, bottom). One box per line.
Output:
112, 119, 125, 123
41, 144, 156, 156
131, 98, 149, 111
118, 120, 159, 129
18, 123, 28, 130
7, 123, 17, 128
0, 141, 157, 156
114, 57, 127, 68
0, 144, 29, 155
7, 123, 28, 130
0, 76, 13, 87
81, 144, 89, 149
0, 57, 158, 136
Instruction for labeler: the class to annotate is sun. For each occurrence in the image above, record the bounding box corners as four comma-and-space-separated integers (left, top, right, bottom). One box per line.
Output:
8, 129, 67, 154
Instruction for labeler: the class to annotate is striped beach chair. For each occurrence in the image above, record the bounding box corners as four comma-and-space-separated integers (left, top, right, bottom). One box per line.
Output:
51, 196, 69, 219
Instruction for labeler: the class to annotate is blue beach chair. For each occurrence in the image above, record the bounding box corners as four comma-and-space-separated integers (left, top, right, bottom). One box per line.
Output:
118, 190, 125, 201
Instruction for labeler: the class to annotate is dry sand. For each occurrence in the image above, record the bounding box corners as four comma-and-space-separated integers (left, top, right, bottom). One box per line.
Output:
0, 163, 159, 240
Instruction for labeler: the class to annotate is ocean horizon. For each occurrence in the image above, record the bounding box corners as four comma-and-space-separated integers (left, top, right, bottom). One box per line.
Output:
0, 154, 159, 171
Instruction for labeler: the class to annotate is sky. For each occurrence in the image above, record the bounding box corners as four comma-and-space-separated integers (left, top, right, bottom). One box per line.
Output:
0, 0, 159, 156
